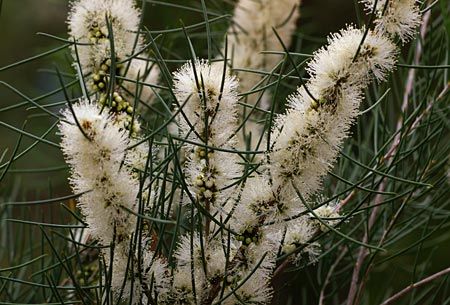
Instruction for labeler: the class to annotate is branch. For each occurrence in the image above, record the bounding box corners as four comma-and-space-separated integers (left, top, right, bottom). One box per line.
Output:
379, 267, 450, 305
345, 8, 432, 305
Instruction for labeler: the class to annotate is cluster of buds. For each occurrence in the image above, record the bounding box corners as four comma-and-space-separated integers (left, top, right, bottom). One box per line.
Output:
236, 226, 262, 246
68, 0, 143, 132
87, 20, 108, 44
90, 59, 124, 92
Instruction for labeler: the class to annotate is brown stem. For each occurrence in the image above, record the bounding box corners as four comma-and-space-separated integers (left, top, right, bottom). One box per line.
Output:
338, 190, 356, 212
379, 267, 450, 305
318, 248, 347, 305
345, 9, 431, 305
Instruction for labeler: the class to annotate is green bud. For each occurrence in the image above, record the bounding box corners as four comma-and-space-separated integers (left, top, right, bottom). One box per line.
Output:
204, 190, 213, 199
195, 179, 204, 187
205, 179, 214, 189
226, 275, 233, 284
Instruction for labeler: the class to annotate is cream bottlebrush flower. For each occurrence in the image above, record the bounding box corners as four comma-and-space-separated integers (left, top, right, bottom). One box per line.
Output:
59, 100, 138, 245
68, 0, 142, 75
310, 201, 341, 232
169, 264, 202, 304
105, 245, 142, 302
220, 233, 279, 304
107, 240, 172, 304
172, 233, 276, 304
142, 253, 172, 303
68, 0, 145, 133
223, 27, 399, 294
174, 234, 235, 282
181, 5, 418, 303
222, 269, 273, 305
227, 0, 301, 107
270, 27, 398, 201
173, 60, 242, 215
125, 138, 150, 173
282, 217, 320, 264
123, 57, 161, 107
361, 0, 421, 42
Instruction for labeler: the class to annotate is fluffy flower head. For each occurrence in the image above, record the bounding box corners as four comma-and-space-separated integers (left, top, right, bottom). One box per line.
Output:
361, 0, 421, 42
68, 0, 142, 72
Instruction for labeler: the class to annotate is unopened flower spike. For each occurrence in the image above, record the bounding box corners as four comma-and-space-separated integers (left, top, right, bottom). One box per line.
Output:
226, 0, 302, 150
226, 0, 302, 107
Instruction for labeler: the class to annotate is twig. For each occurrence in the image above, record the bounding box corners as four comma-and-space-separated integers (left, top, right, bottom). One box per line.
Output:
338, 190, 356, 212
318, 248, 347, 305
379, 267, 450, 305
272, 258, 291, 279
345, 9, 432, 305
408, 84, 449, 135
